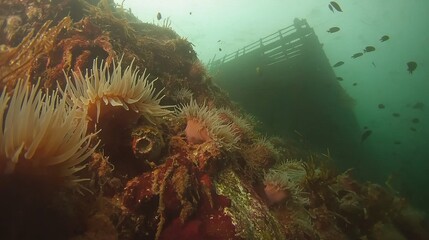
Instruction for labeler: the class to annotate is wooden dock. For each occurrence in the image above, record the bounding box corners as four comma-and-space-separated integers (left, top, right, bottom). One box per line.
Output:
208, 18, 362, 167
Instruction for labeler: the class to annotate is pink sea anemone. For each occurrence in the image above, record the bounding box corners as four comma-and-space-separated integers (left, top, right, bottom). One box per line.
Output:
177, 100, 240, 150
263, 160, 309, 206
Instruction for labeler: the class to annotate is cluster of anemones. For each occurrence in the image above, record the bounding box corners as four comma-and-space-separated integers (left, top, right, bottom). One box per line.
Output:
263, 160, 309, 206
0, 56, 171, 188
176, 100, 240, 151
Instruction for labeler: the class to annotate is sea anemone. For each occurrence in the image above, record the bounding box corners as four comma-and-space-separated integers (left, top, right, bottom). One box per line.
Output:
176, 100, 239, 150
217, 107, 255, 139
172, 87, 193, 103
241, 137, 279, 172
0, 79, 98, 187
263, 160, 309, 205
63, 57, 171, 124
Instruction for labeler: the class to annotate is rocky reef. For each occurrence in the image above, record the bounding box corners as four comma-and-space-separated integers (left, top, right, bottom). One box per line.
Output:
0, 0, 428, 239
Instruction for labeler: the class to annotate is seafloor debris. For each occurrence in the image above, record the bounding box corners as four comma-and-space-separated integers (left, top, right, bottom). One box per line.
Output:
0, 0, 428, 240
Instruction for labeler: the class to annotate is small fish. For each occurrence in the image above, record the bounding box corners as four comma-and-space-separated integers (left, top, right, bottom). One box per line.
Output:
256, 66, 262, 76
392, 113, 401, 117
189, 12, 192, 15
412, 102, 425, 110
394, 141, 401, 145
336, 77, 343, 81
328, 4, 334, 13
372, 61, 376, 67
363, 46, 376, 53
157, 12, 162, 20
353, 82, 357, 86
407, 61, 417, 74
217, 40, 221, 42
378, 104, 385, 109
363, 126, 368, 130
361, 130, 372, 142
412, 118, 420, 123
330, 1, 343, 12
410, 127, 417, 132
351, 53, 363, 59
219, 48, 222, 51
380, 35, 390, 42
327, 27, 340, 33
333, 61, 344, 67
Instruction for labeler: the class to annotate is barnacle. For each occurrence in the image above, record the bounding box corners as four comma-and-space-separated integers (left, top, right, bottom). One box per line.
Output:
0, 79, 98, 188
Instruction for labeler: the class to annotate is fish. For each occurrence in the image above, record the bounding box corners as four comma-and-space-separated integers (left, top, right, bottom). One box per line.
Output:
363, 46, 376, 53
256, 67, 262, 76
361, 130, 372, 142
412, 102, 425, 110
410, 127, 417, 132
327, 27, 340, 33
392, 113, 400, 117
219, 48, 222, 51
363, 126, 368, 130
351, 53, 363, 59
217, 40, 221, 42
336, 77, 343, 81
353, 82, 357, 86
380, 35, 390, 42
407, 61, 417, 74
157, 12, 162, 20
189, 12, 192, 15
328, 4, 334, 13
412, 118, 420, 123
333, 61, 344, 67
372, 61, 376, 67
330, 1, 343, 12
394, 141, 401, 145
378, 104, 385, 109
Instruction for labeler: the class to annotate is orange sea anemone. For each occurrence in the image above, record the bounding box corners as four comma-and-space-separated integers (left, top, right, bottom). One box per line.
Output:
63, 57, 171, 124
0, 80, 98, 188
176, 100, 240, 150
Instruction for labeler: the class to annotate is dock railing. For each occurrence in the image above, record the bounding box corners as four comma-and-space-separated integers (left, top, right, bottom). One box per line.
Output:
207, 18, 315, 72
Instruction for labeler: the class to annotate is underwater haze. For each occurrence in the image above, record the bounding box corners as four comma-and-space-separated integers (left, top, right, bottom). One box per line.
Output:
118, 0, 429, 211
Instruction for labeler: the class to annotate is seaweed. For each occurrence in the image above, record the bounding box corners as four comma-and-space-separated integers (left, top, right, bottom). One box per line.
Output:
0, 16, 71, 89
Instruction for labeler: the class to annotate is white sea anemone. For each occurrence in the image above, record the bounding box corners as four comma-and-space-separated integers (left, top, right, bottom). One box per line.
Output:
177, 100, 240, 150
0, 80, 98, 187
63, 57, 171, 123
264, 160, 310, 205
172, 87, 193, 102
264, 160, 307, 187
217, 107, 255, 137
